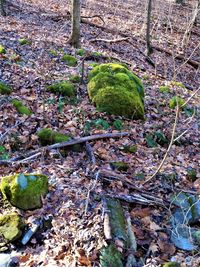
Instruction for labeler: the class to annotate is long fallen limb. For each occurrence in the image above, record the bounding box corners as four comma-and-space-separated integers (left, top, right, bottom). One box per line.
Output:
0, 132, 130, 165
90, 37, 129, 43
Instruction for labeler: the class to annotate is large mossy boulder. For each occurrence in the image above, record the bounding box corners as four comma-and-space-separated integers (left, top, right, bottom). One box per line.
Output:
0, 173, 48, 210
87, 63, 144, 119
0, 213, 24, 242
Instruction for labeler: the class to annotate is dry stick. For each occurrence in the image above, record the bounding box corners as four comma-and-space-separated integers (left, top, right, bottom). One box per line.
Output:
0, 132, 130, 165
143, 105, 180, 185
90, 37, 130, 43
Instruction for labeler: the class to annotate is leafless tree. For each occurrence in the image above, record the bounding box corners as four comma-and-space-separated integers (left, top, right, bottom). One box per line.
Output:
0, 0, 6, 16
68, 0, 81, 48
146, 0, 153, 56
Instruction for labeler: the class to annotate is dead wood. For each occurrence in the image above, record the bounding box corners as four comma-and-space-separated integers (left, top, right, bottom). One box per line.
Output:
90, 37, 130, 43
85, 141, 96, 165
0, 132, 130, 165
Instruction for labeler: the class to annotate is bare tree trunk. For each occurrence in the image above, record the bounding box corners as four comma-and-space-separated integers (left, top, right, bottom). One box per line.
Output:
0, 0, 6, 16
176, 0, 184, 4
146, 0, 153, 56
68, 0, 81, 48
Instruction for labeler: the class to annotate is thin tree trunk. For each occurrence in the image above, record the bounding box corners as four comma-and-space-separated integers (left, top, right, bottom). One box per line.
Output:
69, 0, 81, 48
146, 0, 153, 56
0, 0, 6, 16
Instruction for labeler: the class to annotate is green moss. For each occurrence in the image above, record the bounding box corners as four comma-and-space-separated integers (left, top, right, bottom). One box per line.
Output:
171, 81, 185, 88
121, 145, 137, 153
92, 51, 103, 57
69, 75, 81, 83
87, 63, 145, 118
159, 85, 170, 93
0, 45, 6, 54
18, 38, 30, 45
0, 81, 12, 95
169, 96, 185, 109
12, 99, 33, 116
110, 161, 129, 172
0, 174, 48, 210
38, 128, 70, 146
162, 263, 181, 267
187, 167, 197, 182
46, 81, 75, 96
0, 213, 24, 242
76, 48, 86, 56
49, 49, 58, 56
61, 54, 77, 66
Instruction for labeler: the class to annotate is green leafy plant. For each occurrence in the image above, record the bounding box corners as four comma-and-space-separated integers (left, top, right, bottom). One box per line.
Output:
18, 38, 31, 45
94, 119, 110, 130
113, 119, 123, 130
76, 48, 86, 56
146, 131, 169, 147
0, 44, 6, 54
0, 146, 9, 160
169, 96, 185, 109
159, 85, 170, 93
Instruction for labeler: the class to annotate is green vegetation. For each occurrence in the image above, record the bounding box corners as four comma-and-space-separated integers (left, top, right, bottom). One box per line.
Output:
100, 244, 123, 267
0, 81, 12, 95
76, 48, 86, 56
187, 167, 197, 182
171, 81, 185, 88
110, 161, 129, 172
121, 144, 137, 154
46, 81, 75, 97
162, 263, 181, 267
18, 38, 30, 45
0, 44, 6, 54
159, 85, 170, 93
169, 96, 185, 109
0, 146, 9, 160
12, 99, 33, 116
61, 54, 77, 66
69, 75, 81, 83
0, 173, 48, 210
38, 128, 70, 146
49, 49, 58, 56
92, 51, 103, 57
113, 119, 123, 130
0, 213, 24, 242
87, 63, 145, 119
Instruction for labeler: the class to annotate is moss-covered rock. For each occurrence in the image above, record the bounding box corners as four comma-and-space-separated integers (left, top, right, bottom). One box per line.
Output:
0, 81, 12, 95
87, 63, 144, 119
12, 99, 33, 116
110, 161, 129, 172
38, 128, 70, 146
159, 85, 170, 93
61, 54, 77, 66
0, 174, 48, 210
0, 45, 6, 54
169, 96, 185, 109
46, 81, 75, 96
0, 213, 24, 242
121, 145, 137, 154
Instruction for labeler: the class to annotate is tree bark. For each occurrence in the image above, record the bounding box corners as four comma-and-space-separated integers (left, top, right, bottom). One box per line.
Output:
146, 0, 153, 56
69, 0, 81, 48
0, 0, 6, 16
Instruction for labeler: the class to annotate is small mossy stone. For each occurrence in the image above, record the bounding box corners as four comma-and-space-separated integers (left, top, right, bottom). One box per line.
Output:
76, 48, 86, 56
0, 81, 12, 95
110, 161, 129, 172
122, 145, 137, 153
69, 75, 81, 83
0, 213, 24, 242
12, 99, 33, 116
187, 167, 197, 182
169, 96, 185, 109
0, 45, 6, 54
18, 38, 30, 45
61, 54, 77, 66
159, 86, 170, 93
46, 81, 75, 96
38, 128, 70, 146
87, 63, 144, 119
0, 173, 48, 210
162, 263, 181, 267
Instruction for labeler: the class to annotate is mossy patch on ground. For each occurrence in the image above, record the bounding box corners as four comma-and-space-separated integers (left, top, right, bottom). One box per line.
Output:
169, 96, 185, 109
0, 173, 48, 210
159, 85, 170, 93
162, 263, 181, 267
38, 128, 70, 146
0, 81, 12, 95
18, 38, 31, 45
76, 48, 86, 56
69, 75, 81, 83
12, 99, 33, 116
87, 63, 144, 119
0, 213, 24, 242
61, 54, 77, 66
110, 161, 129, 172
46, 81, 75, 96
0, 45, 6, 54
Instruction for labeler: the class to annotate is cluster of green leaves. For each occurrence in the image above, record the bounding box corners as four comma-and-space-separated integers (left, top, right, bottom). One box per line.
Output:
84, 118, 123, 133
146, 130, 169, 148
0, 146, 9, 160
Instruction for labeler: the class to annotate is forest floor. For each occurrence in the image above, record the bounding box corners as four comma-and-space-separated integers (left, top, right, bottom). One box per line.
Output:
0, 0, 199, 266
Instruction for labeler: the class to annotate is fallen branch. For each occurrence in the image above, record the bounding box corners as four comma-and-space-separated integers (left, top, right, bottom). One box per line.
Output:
90, 37, 129, 43
0, 132, 130, 165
